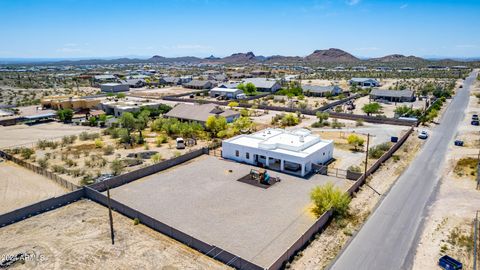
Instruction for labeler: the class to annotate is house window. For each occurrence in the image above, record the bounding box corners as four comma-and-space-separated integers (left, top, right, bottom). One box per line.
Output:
323, 152, 325, 156
246, 152, 250, 159
235, 150, 239, 157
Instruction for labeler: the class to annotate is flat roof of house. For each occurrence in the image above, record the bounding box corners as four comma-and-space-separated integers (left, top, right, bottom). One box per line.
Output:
224, 128, 333, 158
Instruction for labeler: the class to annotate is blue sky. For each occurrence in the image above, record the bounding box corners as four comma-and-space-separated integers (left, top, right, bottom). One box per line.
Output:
0, 0, 479, 59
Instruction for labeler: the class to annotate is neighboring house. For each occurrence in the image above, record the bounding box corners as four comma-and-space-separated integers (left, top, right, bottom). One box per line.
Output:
100, 83, 130, 93
41, 96, 101, 110
349, 78, 380, 88
165, 103, 240, 124
302, 85, 343, 97
250, 70, 271, 76
370, 89, 415, 102
209, 87, 244, 99
99, 100, 164, 117
159, 77, 181, 86
242, 78, 281, 93
94, 74, 117, 83
222, 128, 334, 177
183, 80, 215, 90
121, 79, 146, 88
218, 82, 241, 89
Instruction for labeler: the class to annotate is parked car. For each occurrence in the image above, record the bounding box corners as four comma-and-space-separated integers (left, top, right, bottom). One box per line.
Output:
418, 130, 428, 139
438, 255, 462, 270
471, 120, 479, 126
176, 137, 185, 149
95, 174, 114, 183
454, 140, 464, 146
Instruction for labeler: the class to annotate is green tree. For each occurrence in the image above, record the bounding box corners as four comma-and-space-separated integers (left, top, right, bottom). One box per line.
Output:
281, 113, 299, 127
57, 109, 74, 122
119, 112, 136, 145
347, 134, 364, 151
135, 110, 150, 144
244, 82, 257, 95
232, 116, 254, 133
315, 112, 329, 124
205, 115, 227, 137
310, 182, 351, 217
362, 102, 382, 116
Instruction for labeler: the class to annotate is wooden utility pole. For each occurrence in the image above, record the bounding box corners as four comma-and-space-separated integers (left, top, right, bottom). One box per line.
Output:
363, 133, 370, 183
105, 183, 115, 245
363, 133, 380, 195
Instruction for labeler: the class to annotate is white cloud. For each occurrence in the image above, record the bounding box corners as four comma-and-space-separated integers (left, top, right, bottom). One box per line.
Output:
400, 3, 408, 9
346, 0, 361, 6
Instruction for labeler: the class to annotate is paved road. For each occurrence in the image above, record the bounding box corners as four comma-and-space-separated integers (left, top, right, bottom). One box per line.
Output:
330, 70, 479, 270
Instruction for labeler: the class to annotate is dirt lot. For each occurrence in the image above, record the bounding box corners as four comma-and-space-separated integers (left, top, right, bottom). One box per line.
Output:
0, 161, 66, 214
0, 200, 229, 270
0, 86, 98, 106
129, 86, 202, 98
10, 129, 209, 186
0, 122, 100, 149
290, 133, 423, 269
351, 95, 426, 118
412, 77, 480, 270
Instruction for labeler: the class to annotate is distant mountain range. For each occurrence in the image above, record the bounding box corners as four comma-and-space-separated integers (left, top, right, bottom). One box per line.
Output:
1, 48, 479, 66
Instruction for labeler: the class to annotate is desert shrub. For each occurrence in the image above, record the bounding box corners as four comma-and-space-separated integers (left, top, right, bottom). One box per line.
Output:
52, 165, 67, 174
103, 145, 115, 155
347, 165, 362, 173
110, 159, 124, 176
368, 142, 392, 159
155, 134, 168, 146
79, 132, 100, 141
37, 157, 49, 168
330, 119, 345, 129
94, 138, 104, 148
310, 182, 351, 217
20, 147, 35, 159
80, 174, 94, 186
133, 218, 140, 225
151, 153, 162, 163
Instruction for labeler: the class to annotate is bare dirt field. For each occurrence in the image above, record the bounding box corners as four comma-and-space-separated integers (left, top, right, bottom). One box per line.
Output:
129, 86, 201, 98
290, 133, 423, 269
351, 95, 426, 118
412, 78, 480, 270
0, 122, 100, 149
0, 200, 229, 270
0, 161, 66, 214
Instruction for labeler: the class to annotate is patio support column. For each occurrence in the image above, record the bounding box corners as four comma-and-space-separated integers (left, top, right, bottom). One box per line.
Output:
280, 159, 285, 171
265, 156, 269, 167
301, 163, 306, 176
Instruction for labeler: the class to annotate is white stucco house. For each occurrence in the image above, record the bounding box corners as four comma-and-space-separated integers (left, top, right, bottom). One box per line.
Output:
222, 128, 334, 177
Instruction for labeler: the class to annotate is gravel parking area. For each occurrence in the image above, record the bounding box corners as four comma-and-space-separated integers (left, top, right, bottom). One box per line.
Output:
109, 155, 350, 268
